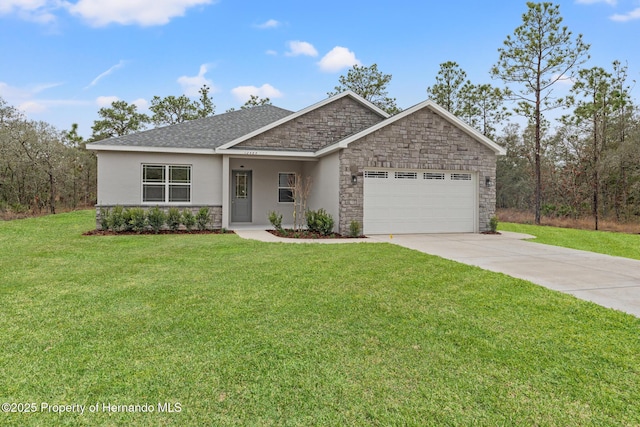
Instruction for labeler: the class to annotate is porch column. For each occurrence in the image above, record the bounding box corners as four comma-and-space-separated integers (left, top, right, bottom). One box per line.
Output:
221, 154, 230, 229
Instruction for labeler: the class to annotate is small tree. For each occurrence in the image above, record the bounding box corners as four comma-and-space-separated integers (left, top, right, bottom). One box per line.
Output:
491, 1, 590, 224
288, 173, 312, 231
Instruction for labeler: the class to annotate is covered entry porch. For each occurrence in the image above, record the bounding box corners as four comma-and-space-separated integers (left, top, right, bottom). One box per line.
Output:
220, 153, 340, 230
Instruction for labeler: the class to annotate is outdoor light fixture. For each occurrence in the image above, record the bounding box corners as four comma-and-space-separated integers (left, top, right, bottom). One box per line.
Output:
485, 176, 492, 187
350, 164, 358, 185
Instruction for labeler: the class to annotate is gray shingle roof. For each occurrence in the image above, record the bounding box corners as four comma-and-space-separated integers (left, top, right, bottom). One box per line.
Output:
89, 105, 294, 149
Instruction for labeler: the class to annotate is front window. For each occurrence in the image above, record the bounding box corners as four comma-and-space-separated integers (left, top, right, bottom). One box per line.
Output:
143, 164, 191, 203
278, 172, 295, 203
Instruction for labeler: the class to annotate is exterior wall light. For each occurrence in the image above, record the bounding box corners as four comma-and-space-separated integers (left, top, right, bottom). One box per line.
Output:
485, 176, 492, 187
352, 174, 358, 185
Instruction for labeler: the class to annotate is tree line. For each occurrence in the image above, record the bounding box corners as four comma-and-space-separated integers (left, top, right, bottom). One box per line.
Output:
428, 2, 639, 229
2, 2, 639, 228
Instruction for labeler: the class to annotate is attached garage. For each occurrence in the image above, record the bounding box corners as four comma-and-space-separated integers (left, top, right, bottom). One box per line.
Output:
363, 169, 477, 234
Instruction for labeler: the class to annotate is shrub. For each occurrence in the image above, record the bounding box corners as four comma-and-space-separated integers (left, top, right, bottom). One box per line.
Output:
349, 220, 361, 238
306, 208, 334, 236
196, 207, 210, 231
268, 211, 283, 231
167, 207, 181, 231
126, 207, 147, 233
489, 216, 499, 233
147, 206, 166, 234
107, 205, 126, 232
99, 207, 110, 231
181, 209, 196, 232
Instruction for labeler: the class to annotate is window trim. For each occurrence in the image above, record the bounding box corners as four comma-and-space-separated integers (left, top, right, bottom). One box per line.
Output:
142, 164, 192, 204
278, 172, 296, 204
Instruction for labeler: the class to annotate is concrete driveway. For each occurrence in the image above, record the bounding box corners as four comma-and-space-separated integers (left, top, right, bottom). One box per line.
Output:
368, 232, 640, 317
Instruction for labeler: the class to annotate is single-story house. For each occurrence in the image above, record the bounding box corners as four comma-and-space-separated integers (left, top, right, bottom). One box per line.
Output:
87, 91, 505, 234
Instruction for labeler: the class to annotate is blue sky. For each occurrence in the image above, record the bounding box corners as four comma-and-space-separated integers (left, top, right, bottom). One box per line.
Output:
1, 0, 639, 138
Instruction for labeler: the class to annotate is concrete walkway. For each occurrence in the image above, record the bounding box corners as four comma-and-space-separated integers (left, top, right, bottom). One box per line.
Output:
234, 229, 640, 317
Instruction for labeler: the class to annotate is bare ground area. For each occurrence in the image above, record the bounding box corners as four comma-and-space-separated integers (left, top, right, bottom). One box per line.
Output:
497, 208, 640, 234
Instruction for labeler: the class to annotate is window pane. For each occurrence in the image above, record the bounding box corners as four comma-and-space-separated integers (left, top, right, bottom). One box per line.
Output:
279, 173, 294, 187
170, 166, 190, 183
235, 173, 248, 199
279, 188, 294, 203
169, 185, 190, 202
143, 165, 165, 182
143, 184, 165, 202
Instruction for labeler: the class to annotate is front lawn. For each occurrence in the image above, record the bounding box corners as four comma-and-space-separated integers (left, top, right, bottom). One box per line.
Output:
1, 211, 639, 426
500, 222, 640, 260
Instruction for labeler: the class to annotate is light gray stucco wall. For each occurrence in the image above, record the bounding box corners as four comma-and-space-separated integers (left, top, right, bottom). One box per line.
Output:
228, 158, 307, 227
303, 151, 340, 224
96, 151, 221, 205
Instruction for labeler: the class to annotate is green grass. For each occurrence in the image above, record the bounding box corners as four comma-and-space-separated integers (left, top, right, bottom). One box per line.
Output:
500, 222, 640, 260
1, 211, 640, 426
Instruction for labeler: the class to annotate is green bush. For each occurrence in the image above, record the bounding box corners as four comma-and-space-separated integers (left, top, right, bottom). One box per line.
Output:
167, 207, 181, 231
306, 208, 334, 236
268, 211, 283, 231
126, 207, 147, 232
99, 207, 110, 230
147, 206, 166, 234
349, 220, 361, 237
489, 216, 499, 233
196, 207, 210, 231
181, 209, 196, 232
107, 205, 126, 232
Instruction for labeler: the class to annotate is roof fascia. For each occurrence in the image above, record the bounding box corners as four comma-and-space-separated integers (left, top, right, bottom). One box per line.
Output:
86, 144, 216, 155
216, 90, 390, 150
316, 100, 506, 157
218, 148, 317, 160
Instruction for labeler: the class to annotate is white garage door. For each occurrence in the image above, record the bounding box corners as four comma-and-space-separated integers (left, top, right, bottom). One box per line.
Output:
363, 169, 477, 234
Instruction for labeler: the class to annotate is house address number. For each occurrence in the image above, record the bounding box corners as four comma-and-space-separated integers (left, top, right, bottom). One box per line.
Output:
243, 151, 258, 155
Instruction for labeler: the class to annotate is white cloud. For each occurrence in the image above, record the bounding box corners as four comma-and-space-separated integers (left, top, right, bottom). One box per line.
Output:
575, 0, 616, 5
85, 60, 126, 89
265, 49, 278, 56
67, 0, 214, 27
256, 19, 280, 29
177, 64, 215, 97
96, 95, 119, 107
131, 98, 149, 110
610, 7, 640, 21
317, 46, 360, 73
0, 81, 71, 114
0, 0, 57, 23
18, 100, 48, 113
231, 84, 283, 102
285, 40, 318, 57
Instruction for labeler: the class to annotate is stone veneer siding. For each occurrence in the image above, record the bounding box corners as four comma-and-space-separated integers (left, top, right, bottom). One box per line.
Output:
95, 205, 222, 230
235, 96, 385, 152
338, 108, 498, 234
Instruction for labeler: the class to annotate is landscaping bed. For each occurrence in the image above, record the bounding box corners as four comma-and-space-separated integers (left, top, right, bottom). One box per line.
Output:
83, 229, 233, 236
267, 229, 364, 239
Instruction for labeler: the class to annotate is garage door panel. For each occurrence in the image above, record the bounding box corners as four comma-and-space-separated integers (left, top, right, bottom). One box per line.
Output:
364, 169, 476, 234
